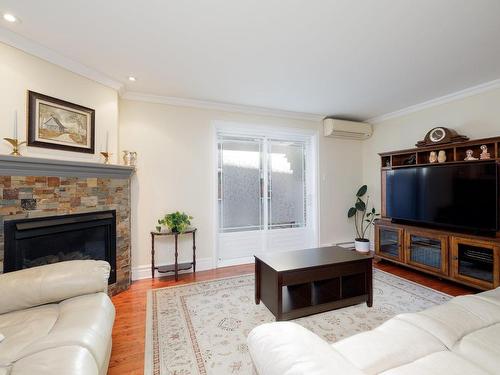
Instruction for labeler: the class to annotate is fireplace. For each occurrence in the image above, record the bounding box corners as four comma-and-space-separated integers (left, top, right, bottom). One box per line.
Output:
3, 210, 116, 283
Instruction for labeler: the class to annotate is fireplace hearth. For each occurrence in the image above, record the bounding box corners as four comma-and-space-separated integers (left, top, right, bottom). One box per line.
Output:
3, 210, 116, 283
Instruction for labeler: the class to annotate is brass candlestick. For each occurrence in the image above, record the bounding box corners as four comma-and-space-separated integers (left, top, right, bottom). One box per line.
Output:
100, 151, 112, 164
4, 138, 26, 156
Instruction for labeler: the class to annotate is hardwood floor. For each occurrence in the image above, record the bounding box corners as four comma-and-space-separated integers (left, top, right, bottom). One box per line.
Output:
108, 261, 475, 374
375, 260, 476, 296
109, 264, 254, 375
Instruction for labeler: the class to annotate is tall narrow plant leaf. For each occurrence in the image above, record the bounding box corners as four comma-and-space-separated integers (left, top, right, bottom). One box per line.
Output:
348, 207, 357, 218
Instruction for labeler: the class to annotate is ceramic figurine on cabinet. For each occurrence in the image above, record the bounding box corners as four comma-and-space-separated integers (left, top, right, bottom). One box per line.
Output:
464, 149, 478, 161
403, 154, 416, 165
437, 150, 447, 163
480, 145, 491, 160
429, 151, 438, 163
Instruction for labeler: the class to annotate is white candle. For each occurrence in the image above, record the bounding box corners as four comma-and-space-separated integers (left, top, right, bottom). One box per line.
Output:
105, 131, 109, 153
13, 110, 18, 139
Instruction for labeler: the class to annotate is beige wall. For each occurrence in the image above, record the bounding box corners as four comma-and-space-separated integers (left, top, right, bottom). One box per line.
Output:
5, 36, 499, 278
362, 87, 500, 239
119, 99, 363, 275
0, 40, 363, 278
0, 42, 119, 162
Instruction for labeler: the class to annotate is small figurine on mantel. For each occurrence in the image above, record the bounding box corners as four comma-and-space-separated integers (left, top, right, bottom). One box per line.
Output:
480, 145, 491, 160
429, 151, 438, 163
464, 149, 478, 161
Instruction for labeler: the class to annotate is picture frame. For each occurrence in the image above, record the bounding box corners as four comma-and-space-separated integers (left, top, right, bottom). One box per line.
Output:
27, 91, 95, 154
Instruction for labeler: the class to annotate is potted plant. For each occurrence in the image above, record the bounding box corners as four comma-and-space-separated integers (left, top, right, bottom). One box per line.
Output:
158, 211, 193, 233
347, 185, 379, 252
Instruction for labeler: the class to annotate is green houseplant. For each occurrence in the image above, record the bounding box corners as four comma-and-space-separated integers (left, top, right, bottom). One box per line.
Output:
347, 185, 379, 252
158, 211, 193, 233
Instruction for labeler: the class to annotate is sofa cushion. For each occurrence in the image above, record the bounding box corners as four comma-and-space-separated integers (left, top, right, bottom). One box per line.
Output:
0, 305, 59, 366
17, 292, 115, 369
396, 294, 500, 349
380, 351, 489, 375
0, 260, 110, 315
0, 293, 114, 370
452, 322, 500, 374
248, 322, 363, 375
9, 346, 99, 375
331, 317, 445, 374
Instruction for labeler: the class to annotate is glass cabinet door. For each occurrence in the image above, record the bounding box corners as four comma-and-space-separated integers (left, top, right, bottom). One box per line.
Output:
376, 226, 402, 260
405, 231, 448, 275
451, 237, 499, 289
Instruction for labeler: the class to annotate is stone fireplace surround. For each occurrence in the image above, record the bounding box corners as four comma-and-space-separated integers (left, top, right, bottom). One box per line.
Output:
0, 155, 134, 295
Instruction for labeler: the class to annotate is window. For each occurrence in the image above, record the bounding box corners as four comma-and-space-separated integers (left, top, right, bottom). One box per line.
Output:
218, 135, 307, 233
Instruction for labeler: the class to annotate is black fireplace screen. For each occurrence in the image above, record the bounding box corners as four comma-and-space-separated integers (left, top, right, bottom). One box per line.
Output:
4, 210, 116, 283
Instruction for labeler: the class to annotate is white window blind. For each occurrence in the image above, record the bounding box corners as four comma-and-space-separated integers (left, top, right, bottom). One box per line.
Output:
218, 135, 307, 233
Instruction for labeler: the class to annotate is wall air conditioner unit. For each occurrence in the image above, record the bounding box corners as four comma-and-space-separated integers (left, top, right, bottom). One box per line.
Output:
323, 118, 372, 140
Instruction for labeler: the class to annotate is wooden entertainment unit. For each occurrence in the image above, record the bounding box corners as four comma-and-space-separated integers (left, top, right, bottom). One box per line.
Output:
375, 134, 500, 290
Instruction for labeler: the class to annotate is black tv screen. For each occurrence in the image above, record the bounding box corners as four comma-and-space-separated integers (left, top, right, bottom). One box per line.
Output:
386, 162, 498, 233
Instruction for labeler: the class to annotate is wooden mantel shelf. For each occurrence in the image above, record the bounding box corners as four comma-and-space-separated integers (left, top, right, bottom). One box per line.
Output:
0, 154, 135, 179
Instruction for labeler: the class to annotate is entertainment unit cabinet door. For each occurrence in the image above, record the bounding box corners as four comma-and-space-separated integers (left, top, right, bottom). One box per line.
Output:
375, 225, 403, 261
451, 237, 500, 289
404, 230, 448, 276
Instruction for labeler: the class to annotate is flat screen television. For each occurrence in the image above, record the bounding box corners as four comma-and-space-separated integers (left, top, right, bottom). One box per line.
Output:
386, 161, 498, 234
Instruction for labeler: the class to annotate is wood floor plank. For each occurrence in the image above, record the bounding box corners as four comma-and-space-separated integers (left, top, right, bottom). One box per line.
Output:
108, 261, 474, 374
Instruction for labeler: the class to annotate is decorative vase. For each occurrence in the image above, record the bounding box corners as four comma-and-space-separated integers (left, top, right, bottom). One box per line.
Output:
355, 239, 370, 253
122, 151, 132, 166
130, 151, 137, 166
155, 225, 161, 233
429, 151, 438, 163
437, 150, 447, 163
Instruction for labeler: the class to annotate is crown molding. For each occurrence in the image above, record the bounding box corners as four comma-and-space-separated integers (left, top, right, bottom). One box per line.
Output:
121, 91, 325, 122
0, 26, 124, 92
367, 78, 500, 124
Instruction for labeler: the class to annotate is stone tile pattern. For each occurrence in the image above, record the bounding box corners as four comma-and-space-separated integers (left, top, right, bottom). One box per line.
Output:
0, 175, 131, 295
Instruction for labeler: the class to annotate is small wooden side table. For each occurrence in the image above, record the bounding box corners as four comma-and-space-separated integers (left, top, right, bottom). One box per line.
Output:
150, 228, 197, 281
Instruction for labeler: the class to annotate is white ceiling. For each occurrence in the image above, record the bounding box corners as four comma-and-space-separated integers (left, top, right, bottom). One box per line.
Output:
1, 0, 500, 120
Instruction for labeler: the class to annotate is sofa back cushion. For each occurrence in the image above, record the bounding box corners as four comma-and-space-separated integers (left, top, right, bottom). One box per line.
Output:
0, 260, 110, 315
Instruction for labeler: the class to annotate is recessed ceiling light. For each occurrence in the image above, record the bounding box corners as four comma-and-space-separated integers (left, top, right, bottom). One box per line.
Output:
3, 13, 18, 23
128, 76, 136, 82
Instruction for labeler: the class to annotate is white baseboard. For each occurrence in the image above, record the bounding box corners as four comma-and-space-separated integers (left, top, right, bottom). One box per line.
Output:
216, 256, 254, 268
132, 257, 214, 280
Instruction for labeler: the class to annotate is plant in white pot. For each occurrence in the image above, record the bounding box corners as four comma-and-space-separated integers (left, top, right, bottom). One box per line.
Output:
347, 185, 380, 252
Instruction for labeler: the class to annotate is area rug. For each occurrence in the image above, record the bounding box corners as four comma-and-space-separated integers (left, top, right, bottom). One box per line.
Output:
145, 270, 451, 375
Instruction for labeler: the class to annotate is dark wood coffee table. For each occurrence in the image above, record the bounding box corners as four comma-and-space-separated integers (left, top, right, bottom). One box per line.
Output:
255, 246, 373, 321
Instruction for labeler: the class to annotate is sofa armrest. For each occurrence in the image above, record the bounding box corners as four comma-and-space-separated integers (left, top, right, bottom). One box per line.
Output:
248, 322, 363, 375
0, 260, 110, 315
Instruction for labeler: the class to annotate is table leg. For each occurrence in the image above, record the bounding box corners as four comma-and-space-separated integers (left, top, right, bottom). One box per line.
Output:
276, 274, 283, 321
255, 259, 261, 304
192, 230, 196, 273
367, 260, 373, 307
151, 233, 155, 279
174, 234, 179, 282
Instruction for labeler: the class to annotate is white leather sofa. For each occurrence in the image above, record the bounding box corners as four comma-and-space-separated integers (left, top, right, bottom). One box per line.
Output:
248, 287, 500, 375
0, 260, 115, 375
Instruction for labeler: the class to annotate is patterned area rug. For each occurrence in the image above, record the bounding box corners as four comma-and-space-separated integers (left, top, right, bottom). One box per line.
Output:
145, 270, 450, 375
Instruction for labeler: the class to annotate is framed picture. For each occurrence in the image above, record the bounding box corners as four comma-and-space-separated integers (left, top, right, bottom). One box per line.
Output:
27, 91, 95, 154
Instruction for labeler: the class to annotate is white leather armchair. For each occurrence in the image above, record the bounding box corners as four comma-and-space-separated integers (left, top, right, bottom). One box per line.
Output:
0, 260, 115, 375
